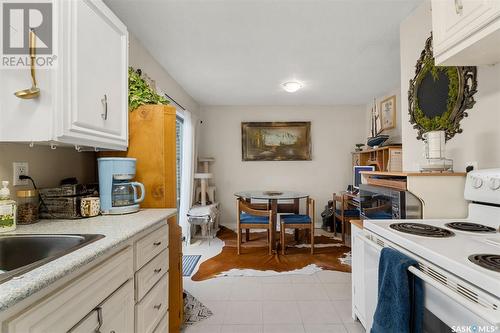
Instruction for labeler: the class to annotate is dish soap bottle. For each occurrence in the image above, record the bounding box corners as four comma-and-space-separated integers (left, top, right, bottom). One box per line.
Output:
0, 181, 16, 233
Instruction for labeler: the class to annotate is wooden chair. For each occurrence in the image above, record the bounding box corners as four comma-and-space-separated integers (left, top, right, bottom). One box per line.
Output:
280, 198, 315, 255
333, 193, 359, 243
236, 198, 273, 255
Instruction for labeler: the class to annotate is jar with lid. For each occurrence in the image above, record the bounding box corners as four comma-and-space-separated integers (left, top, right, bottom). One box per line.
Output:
16, 190, 39, 224
0, 180, 16, 232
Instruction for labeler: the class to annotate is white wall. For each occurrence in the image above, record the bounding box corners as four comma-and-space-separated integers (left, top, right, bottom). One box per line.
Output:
199, 106, 366, 228
400, 1, 500, 171
129, 34, 201, 116
0, 144, 96, 192
365, 87, 402, 145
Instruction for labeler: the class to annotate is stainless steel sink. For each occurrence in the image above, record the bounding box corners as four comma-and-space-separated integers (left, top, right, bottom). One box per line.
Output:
0, 234, 104, 284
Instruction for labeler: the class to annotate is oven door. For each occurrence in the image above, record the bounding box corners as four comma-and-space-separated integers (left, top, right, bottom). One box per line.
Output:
362, 231, 500, 333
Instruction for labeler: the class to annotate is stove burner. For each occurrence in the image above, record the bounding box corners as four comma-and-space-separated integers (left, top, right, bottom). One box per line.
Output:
445, 222, 497, 233
468, 254, 500, 272
390, 223, 455, 238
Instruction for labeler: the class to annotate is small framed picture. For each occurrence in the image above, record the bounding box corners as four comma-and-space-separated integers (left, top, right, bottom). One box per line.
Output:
379, 95, 396, 132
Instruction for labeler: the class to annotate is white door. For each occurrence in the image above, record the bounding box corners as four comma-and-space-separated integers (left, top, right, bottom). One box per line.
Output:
58, 0, 128, 150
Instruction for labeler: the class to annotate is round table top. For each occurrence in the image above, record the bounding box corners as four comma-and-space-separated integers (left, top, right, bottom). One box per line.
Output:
234, 190, 309, 200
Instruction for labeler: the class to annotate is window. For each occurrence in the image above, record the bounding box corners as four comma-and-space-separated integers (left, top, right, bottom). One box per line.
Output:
176, 115, 184, 208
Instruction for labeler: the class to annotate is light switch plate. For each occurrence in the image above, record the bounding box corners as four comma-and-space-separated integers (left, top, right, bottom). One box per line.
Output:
13, 162, 29, 186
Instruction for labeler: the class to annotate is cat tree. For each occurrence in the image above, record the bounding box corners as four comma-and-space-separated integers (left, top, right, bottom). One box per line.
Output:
188, 157, 219, 242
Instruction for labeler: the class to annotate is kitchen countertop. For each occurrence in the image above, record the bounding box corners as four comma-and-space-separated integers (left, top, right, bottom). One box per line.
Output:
348, 219, 363, 229
0, 208, 176, 312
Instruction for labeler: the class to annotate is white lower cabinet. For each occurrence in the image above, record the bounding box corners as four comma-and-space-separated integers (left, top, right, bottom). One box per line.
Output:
3, 222, 170, 333
69, 280, 134, 333
351, 223, 366, 329
5, 247, 133, 333
135, 277, 169, 333
153, 312, 169, 333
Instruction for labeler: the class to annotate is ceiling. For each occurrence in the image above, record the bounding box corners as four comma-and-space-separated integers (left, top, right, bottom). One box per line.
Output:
106, 0, 421, 106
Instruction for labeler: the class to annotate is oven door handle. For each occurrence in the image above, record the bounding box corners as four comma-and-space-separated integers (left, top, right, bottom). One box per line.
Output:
361, 233, 384, 252
408, 266, 500, 326
362, 233, 500, 326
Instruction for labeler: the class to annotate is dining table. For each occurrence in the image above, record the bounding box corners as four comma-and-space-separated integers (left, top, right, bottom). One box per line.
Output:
234, 190, 309, 253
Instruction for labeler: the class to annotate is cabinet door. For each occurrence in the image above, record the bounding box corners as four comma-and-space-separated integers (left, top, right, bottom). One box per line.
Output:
432, 0, 500, 55
70, 280, 134, 333
58, 0, 128, 150
351, 226, 366, 326
6, 247, 133, 333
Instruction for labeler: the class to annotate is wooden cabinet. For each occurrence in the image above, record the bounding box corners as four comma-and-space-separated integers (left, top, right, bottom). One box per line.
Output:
351, 146, 402, 172
432, 0, 500, 65
0, 0, 128, 150
351, 222, 366, 329
101, 105, 183, 332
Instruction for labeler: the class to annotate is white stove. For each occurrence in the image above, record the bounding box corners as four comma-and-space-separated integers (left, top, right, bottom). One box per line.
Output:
360, 169, 500, 332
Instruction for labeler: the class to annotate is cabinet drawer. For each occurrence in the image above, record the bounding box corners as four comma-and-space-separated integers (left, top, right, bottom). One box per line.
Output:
6, 247, 133, 333
153, 312, 169, 333
135, 224, 168, 270
136, 276, 169, 333
69, 280, 134, 333
135, 249, 169, 301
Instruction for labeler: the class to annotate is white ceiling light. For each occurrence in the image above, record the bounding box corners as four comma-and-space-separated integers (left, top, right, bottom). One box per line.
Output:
282, 81, 303, 93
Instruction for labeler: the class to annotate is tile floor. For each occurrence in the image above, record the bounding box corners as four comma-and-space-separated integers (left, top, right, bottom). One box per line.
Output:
182, 231, 365, 333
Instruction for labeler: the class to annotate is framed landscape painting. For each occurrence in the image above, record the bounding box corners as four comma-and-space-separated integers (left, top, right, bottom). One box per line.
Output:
241, 122, 311, 161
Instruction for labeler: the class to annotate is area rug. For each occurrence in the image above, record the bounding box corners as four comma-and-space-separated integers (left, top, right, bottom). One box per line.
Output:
191, 227, 351, 281
182, 255, 202, 276
182, 291, 213, 326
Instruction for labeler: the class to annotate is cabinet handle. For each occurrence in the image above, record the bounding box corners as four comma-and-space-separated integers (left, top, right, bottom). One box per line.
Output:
154, 268, 162, 274
454, 0, 463, 14
153, 241, 162, 246
154, 303, 162, 310
94, 306, 103, 333
101, 94, 108, 120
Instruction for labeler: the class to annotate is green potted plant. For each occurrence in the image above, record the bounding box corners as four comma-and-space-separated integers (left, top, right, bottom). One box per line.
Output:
128, 67, 169, 111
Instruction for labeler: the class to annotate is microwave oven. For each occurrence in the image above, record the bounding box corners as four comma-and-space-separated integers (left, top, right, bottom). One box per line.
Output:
359, 184, 423, 220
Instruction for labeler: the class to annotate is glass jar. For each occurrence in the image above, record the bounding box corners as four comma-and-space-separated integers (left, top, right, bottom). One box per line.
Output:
16, 190, 39, 224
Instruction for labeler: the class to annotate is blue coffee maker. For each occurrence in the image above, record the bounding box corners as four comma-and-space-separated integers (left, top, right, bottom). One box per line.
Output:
98, 158, 145, 214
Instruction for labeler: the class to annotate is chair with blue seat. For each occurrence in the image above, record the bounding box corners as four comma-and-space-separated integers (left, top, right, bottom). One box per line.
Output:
236, 198, 273, 255
333, 193, 360, 244
280, 198, 315, 255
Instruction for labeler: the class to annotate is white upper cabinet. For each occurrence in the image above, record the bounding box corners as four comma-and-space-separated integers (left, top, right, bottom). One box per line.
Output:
432, 0, 500, 66
57, 0, 128, 149
0, 0, 128, 151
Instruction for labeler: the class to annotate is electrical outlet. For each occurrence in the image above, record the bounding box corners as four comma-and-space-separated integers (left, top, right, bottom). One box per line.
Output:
465, 161, 479, 171
13, 162, 29, 186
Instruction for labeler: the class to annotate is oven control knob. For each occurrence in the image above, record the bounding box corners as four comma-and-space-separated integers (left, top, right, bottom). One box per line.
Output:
489, 177, 500, 190
472, 177, 483, 189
